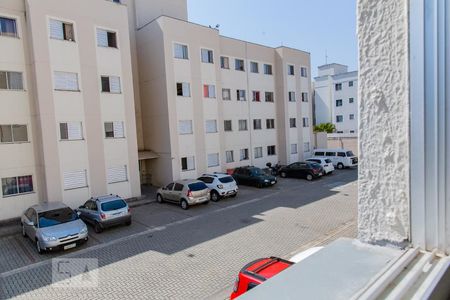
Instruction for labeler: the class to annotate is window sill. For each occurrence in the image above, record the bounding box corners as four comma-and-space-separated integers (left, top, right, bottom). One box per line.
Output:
50, 37, 76, 43
54, 89, 81, 92
102, 92, 122, 94
98, 45, 119, 50
108, 180, 128, 185
181, 169, 195, 172
0, 141, 30, 144
105, 137, 126, 140
0, 88, 26, 92
2, 191, 35, 198
60, 139, 85, 142
174, 57, 189, 60
0, 34, 20, 39
64, 186, 88, 191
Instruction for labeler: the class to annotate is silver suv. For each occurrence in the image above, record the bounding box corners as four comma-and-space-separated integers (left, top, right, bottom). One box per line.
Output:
77, 195, 131, 233
157, 179, 210, 210
197, 173, 238, 202
21, 202, 88, 254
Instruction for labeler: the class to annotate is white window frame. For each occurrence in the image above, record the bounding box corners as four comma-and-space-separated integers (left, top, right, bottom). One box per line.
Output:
225, 150, 234, 163
201, 48, 214, 63
238, 120, 248, 131
222, 88, 231, 100
178, 120, 193, 135
254, 147, 263, 159
205, 120, 218, 133
54, 71, 79, 91
104, 121, 125, 138
291, 143, 298, 154
174, 43, 189, 59
59, 122, 83, 141
176, 82, 191, 97
63, 170, 88, 190
107, 165, 128, 184
181, 156, 195, 171
207, 153, 220, 167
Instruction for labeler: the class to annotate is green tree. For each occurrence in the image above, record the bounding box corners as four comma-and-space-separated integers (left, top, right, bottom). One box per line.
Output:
314, 123, 336, 133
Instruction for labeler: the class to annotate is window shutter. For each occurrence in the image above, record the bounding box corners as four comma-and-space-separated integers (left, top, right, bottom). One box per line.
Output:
110, 76, 121, 93
207, 153, 219, 167
205, 120, 217, 133
7, 72, 23, 90
49, 19, 63, 40
63, 170, 87, 190
107, 165, 128, 183
54, 72, 78, 91
97, 29, 108, 47
182, 83, 190, 96
187, 157, 195, 170
67, 122, 82, 140
203, 85, 209, 97
208, 85, 216, 98
113, 121, 124, 138
179, 120, 193, 134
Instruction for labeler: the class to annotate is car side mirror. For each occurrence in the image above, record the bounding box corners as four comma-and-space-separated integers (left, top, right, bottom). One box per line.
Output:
78, 205, 84, 209
162, 187, 167, 190
76, 211, 81, 216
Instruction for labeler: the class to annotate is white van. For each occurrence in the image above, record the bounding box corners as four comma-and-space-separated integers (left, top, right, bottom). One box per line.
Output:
312, 148, 358, 169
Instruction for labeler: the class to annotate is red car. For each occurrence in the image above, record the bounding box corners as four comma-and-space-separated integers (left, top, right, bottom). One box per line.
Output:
230, 257, 293, 299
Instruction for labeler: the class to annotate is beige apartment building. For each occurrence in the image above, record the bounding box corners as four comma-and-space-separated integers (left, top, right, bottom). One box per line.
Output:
130, 1, 314, 186
0, 0, 140, 221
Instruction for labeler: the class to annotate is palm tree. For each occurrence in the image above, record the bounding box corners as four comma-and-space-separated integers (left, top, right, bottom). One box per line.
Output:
314, 123, 336, 133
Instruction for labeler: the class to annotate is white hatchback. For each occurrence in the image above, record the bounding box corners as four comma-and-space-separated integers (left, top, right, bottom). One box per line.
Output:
197, 173, 238, 202
305, 158, 335, 175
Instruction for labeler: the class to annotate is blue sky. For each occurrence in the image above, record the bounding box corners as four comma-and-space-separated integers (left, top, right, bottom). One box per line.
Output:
187, 0, 357, 77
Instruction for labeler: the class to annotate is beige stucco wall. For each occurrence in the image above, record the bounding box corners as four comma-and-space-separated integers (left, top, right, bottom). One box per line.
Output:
357, 0, 410, 245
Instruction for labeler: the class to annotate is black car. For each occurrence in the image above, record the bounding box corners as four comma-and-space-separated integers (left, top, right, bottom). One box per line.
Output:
232, 166, 277, 188
278, 162, 324, 181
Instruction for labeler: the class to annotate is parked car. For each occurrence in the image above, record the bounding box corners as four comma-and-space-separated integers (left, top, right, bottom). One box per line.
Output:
232, 166, 277, 188
21, 202, 88, 254
197, 173, 238, 202
157, 179, 210, 210
77, 195, 131, 233
312, 148, 358, 169
278, 162, 324, 181
230, 257, 294, 299
305, 158, 335, 175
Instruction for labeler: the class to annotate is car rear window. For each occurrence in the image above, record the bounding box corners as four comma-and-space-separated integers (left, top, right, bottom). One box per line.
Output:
101, 199, 127, 212
188, 182, 208, 191
325, 159, 332, 163
219, 176, 234, 183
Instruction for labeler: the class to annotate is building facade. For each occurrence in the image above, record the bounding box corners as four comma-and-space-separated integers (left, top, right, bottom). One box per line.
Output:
313, 63, 358, 134
0, 0, 140, 221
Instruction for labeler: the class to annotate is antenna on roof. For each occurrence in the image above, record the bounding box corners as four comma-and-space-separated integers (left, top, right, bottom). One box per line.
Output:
325, 49, 328, 64
215, 24, 220, 29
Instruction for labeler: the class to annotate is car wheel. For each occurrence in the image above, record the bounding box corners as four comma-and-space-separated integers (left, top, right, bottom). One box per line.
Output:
203, 201, 209, 205
125, 220, 132, 226
337, 163, 344, 170
231, 193, 237, 198
36, 239, 43, 254
328, 171, 333, 175
21, 224, 26, 238
280, 172, 287, 178
156, 194, 164, 203
210, 190, 220, 202
180, 199, 189, 210
257, 182, 263, 188
306, 174, 313, 181
94, 222, 103, 233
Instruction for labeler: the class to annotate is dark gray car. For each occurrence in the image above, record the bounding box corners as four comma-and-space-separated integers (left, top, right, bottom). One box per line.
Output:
77, 195, 131, 233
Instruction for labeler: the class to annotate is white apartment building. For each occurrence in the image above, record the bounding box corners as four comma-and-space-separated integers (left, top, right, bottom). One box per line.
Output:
0, 0, 140, 221
313, 64, 358, 134
131, 4, 314, 186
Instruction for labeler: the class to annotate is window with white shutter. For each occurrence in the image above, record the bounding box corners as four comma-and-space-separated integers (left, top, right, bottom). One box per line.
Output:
176, 82, 190, 97
174, 43, 188, 59
225, 150, 234, 163
54, 71, 79, 91
207, 153, 219, 167
205, 120, 217, 133
181, 156, 195, 171
97, 29, 117, 48
107, 165, 128, 184
291, 143, 298, 154
178, 120, 193, 135
254, 147, 263, 159
101, 76, 121, 93
63, 170, 87, 190
60, 122, 83, 140
104, 122, 125, 138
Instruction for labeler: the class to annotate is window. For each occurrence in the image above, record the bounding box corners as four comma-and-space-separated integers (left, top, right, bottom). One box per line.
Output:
101, 76, 121, 93
349, 81, 354, 87
0, 17, 17, 37
237, 89, 246, 101
254, 147, 263, 159
220, 56, 229, 69
0, 71, 23, 90
0, 125, 28, 143
238, 120, 248, 131
265, 92, 274, 102
203, 85, 216, 98
59, 122, 83, 140
107, 165, 128, 183
300, 67, 308, 77
54, 71, 79, 91
350, 130, 355, 133
349, 97, 354, 103
289, 118, 297, 128
252, 91, 261, 102
176, 82, 191, 97
302, 117, 309, 128
97, 29, 117, 48
178, 120, 193, 135
335, 83, 342, 91
49, 19, 75, 41
336, 99, 343, 107
288, 64, 295, 75
235, 59, 245, 71
63, 170, 87, 190
301, 92, 308, 102
201, 49, 214, 63
250, 62, 259, 73
266, 119, 275, 129
225, 150, 234, 163
224, 120, 232, 131
337, 152, 346, 157
205, 120, 218, 133
174, 183, 184, 191
291, 143, 298, 154
336, 115, 344, 123
288, 91, 296, 102
207, 153, 219, 167
2, 175, 33, 196
222, 88, 231, 100
104, 121, 124, 138
264, 64, 273, 75
181, 156, 195, 171
240, 148, 249, 161
174, 43, 188, 59
253, 119, 262, 130
304, 142, 310, 152
349, 114, 355, 120
267, 145, 276, 156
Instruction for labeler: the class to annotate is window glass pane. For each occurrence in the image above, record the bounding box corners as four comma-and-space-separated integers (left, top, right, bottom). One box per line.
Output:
0, 72, 6, 89
179, 120, 193, 134
18, 175, 33, 193
207, 153, 219, 167
205, 120, 217, 133
222, 88, 231, 100
107, 31, 117, 48
0, 17, 17, 37
104, 122, 114, 138
63, 23, 75, 41
97, 29, 108, 47
2, 177, 17, 196
0, 125, 12, 143
12, 125, 27, 142
226, 151, 234, 163
60, 123, 68, 140
7, 72, 23, 90
101, 76, 110, 92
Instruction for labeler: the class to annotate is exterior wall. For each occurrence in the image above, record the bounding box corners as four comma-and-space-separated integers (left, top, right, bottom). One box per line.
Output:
357, 0, 410, 245
131, 0, 188, 29
327, 136, 358, 156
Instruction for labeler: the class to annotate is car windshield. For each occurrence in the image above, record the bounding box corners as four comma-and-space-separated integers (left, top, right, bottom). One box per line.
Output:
188, 182, 208, 191
219, 176, 234, 183
38, 208, 78, 228
101, 199, 127, 212
325, 159, 332, 163
346, 151, 355, 157
251, 168, 263, 176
